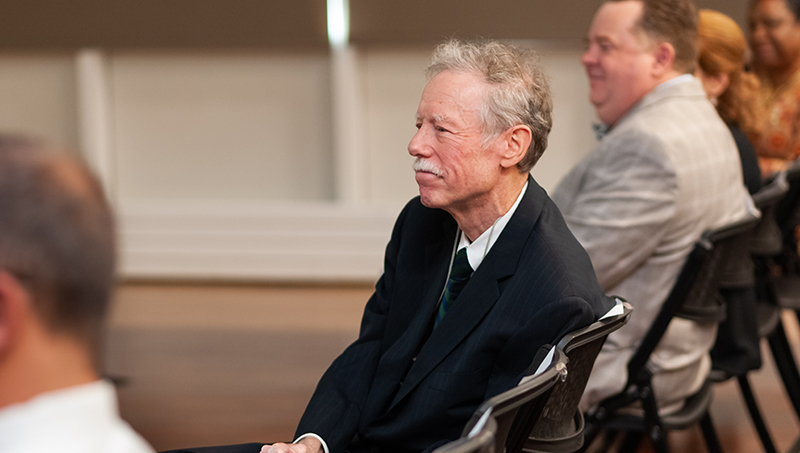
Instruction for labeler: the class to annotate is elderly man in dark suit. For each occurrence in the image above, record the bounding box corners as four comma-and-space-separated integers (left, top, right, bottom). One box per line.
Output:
273, 38, 614, 453
169, 39, 613, 453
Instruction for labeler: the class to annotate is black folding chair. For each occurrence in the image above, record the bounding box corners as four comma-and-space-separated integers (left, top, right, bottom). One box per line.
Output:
463, 349, 568, 453
524, 300, 633, 453
706, 171, 790, 453
763, 164, 800, 415
580, 215, 760, 453
737, 163, 800, 453
435, 417, 499, 453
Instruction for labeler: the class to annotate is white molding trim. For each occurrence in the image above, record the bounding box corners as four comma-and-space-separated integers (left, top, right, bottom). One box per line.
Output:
119, 200, 399, 283
76, 49, 116, 203
331, 45, 366, 204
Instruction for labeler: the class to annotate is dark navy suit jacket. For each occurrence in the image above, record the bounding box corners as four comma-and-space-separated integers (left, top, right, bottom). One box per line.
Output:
295, 176, 614, 453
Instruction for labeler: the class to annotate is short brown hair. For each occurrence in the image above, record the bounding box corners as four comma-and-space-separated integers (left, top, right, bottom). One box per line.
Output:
614, 0, 699, 73
0, 136, 116, 365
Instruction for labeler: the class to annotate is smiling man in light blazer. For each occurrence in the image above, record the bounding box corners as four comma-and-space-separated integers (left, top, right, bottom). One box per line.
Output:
552, 0, 756, 413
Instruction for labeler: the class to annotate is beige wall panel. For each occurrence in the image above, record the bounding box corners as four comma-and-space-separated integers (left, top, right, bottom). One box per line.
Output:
362, 49, 430, 205
0, 54, 79, 152
112, 51, 334, 201
532, 47, 597, 192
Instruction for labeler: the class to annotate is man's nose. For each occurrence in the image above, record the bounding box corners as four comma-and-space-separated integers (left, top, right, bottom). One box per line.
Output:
408, 128, 429, 157
581, 47, 597, 67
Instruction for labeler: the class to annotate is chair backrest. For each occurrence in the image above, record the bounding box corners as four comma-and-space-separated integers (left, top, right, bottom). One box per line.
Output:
462, 349, 567, 453
435, 417, 498, 453
708, 181, 786, 378
751, 171, 790, 257
774, 160, 800, 234
530, 300, 634, 440
626, 215, 760, 385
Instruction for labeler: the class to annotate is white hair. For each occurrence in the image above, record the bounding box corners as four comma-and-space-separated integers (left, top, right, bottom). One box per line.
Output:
426, 39, 553, 172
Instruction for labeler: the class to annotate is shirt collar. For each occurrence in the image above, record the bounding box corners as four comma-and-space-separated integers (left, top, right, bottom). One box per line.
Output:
652, 73, 695, 93
458, 181, 528, 271
593, 74, 696, 138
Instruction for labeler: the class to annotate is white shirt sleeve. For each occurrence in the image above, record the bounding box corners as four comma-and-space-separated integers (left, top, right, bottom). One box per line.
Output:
293, 433, 330, 453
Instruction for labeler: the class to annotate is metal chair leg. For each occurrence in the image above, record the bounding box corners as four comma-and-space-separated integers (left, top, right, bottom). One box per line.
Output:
580, 416, 603, 452
699, 412, 723, 453
767, 320, 800, 417
641, 390, 669, 453
737, 374, 778, 453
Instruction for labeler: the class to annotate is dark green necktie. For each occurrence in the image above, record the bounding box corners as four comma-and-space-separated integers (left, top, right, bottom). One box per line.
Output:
435, 247, 473, 328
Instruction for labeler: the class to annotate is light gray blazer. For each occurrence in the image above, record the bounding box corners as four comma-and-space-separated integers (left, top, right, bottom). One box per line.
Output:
552, 77, 756, 411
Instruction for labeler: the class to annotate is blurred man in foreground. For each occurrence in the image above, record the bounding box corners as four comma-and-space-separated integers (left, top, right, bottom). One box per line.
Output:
0, 136, 154, 452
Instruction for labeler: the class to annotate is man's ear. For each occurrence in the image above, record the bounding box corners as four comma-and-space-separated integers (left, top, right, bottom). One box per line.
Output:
0, 271, 30, 358
652, 42, 677, 77
499, 125, 532, 169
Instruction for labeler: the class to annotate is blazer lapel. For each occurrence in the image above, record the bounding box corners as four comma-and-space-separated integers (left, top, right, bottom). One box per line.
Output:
387, 176, 545, 410
364, 222, 455, 418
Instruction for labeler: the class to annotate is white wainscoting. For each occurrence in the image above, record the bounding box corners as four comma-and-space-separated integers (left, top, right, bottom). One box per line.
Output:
119, 200, 401, 283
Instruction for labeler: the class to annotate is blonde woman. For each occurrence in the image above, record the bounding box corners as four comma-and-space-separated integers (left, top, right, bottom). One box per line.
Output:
697, 9, 763, 192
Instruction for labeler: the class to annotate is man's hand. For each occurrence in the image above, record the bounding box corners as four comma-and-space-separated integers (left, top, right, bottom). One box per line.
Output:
261, 437, 323, 453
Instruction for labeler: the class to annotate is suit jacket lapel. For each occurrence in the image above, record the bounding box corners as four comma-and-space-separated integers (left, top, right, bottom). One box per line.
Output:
387, 176, 545, 410
364, 220, 455, 419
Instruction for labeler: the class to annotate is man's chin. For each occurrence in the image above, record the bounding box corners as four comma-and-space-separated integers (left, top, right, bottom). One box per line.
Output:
417, 191, 442, 209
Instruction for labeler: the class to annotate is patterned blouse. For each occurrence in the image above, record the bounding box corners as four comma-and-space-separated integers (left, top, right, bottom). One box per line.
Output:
754, 69, 800, 176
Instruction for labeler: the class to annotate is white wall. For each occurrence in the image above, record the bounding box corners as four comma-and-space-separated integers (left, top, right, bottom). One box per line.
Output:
0, 44, 597, 282
534, 47, 598, 192
112, 51, 335, 202
362, 49, 429, 205
0, 53, 80, 153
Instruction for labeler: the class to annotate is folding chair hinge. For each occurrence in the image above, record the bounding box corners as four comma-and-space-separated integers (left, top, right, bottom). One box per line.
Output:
556, 361, 568, 382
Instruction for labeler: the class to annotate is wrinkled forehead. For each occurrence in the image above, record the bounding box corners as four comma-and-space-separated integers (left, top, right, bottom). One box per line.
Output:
416, 71, 487, 122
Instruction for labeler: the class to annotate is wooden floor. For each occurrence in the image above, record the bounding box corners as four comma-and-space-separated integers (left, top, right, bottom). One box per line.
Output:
106, 283, 800, 452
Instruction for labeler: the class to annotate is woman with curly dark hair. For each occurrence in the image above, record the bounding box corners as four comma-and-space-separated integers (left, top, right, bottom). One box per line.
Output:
749, 0, 800, 176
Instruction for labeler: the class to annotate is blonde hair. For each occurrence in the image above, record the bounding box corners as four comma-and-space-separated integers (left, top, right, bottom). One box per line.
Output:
697, 9, 763, 137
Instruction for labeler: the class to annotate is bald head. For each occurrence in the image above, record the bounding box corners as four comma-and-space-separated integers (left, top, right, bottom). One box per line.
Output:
0, 136, 115, 364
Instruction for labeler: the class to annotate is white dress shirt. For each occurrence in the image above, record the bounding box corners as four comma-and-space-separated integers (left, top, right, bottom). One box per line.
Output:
458, 181, 529, 270
0, 380, 155, 453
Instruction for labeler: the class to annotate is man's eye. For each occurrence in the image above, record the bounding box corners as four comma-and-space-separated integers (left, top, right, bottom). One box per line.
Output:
415, 123, 422, 130
436, 126, 450, 133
